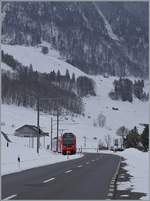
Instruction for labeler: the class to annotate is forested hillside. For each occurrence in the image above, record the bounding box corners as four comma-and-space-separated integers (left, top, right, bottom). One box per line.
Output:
2, 2, 148, 77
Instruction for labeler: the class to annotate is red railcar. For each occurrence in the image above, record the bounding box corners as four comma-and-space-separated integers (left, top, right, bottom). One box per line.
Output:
61, 133, 76, 155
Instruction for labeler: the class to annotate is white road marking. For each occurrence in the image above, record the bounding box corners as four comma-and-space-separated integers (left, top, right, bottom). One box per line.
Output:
77, 165, 83, 168
92, 160, 95, 162
120, 195, 129, 197
43, 177, 55, 183
65, 170, 72, 173
109, 188, 114, 192
107, 192, 113, 197
3, 194, 17, 200
86, 162, 89, 164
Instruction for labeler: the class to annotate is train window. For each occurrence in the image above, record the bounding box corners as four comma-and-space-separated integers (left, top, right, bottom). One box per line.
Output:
63, 137, 73, 145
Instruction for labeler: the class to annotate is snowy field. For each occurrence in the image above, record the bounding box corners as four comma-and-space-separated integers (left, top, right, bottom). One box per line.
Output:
2, 134, 83, 176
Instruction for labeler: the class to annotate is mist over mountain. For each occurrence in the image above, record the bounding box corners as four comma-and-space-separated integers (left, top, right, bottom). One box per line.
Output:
2, 2, 149, 78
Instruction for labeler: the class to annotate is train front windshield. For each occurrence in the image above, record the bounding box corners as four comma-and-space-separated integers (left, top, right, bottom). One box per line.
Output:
63, 137, 74, 146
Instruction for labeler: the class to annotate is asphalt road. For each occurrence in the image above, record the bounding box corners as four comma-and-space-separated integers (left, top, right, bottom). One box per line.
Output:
2, 153, 120, 200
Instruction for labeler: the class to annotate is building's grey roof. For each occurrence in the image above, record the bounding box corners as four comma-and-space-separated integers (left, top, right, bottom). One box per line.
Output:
1, 131, 12, 142
15, 125, 49, 136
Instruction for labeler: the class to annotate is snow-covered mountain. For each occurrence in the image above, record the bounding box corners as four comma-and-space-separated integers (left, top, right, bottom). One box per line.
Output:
2, 2, 148, 77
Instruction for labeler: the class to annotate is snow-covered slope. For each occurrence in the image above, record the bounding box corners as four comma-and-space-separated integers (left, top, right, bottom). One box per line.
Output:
1, 71, 148, 146
1, 75, 148, 161
93, 3, 119, 41
83, 75, 149, 134
1, 43, 148, 143
2, 44, 86, 77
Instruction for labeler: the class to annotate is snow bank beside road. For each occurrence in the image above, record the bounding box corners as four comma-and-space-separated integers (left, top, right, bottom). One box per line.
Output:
117, 148, 149, 200
93, 148, 149, 199
2, 135, 83, 176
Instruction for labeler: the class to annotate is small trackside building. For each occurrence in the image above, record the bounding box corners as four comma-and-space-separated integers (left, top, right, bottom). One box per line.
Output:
14, 125, 49, 137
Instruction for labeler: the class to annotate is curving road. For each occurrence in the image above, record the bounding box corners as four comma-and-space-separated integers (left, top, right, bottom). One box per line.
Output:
2, 153, 120, 200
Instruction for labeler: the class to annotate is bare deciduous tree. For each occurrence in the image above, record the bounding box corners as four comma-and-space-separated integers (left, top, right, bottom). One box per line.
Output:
116, 126, 129, 148
97, 113, 106, 127
98, 139, 105, 150
104, 134, 112, 149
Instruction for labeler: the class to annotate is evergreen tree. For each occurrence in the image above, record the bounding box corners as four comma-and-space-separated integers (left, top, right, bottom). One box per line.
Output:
111, 78, 133, 102
57, 70, 61, 83
124, 126, 140, 149
133, 80, 145, 100
41, 46, 49, 54
29, 64, 33, 72
49, 70, 56, 81
57, 70, 61, 77
122, 79, 133, 102
65, 69, 70, 80
71, 72, 75, 82
1, 50, 4, 59
77, 76, 96, 97
141, 124, 149, 151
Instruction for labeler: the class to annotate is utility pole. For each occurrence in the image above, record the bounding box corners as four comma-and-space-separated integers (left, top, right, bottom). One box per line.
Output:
32, 137, 34, 148
51, 117, 53, 151
37, 97, 40, 154
56, 110, 59, 152
83, 136, 87, 149
36, 97, 61, 153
